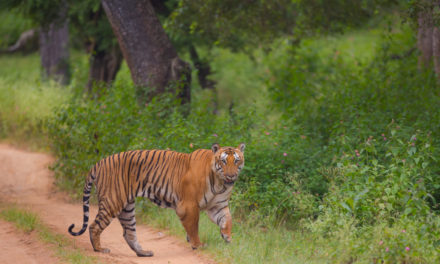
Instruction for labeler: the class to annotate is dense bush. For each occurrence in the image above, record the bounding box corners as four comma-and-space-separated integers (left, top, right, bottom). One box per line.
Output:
262, 26, 440, 261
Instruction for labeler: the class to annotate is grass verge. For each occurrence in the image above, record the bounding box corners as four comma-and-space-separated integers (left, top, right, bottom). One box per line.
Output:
138, 201, 440, 264
0, 205, 100, 264
137, 202, 326, 264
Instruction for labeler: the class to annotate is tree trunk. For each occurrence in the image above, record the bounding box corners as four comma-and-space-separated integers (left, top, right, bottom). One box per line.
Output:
101, 0, 191, 105
86, 45, 123, 95
39, 19, 70, 85
417, 11, 433, 69
433, 27, 440, 77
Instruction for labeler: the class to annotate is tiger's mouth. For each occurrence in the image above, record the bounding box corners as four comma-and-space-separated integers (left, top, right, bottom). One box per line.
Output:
224, 178, 235, 185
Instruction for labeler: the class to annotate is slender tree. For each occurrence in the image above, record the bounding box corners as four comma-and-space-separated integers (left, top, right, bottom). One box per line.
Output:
39, 11, 70, 85
417, 3, 434, 68
410, 0, 440, 78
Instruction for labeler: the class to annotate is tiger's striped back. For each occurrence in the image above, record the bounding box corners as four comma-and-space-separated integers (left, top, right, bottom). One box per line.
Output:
94, 150, 190, 210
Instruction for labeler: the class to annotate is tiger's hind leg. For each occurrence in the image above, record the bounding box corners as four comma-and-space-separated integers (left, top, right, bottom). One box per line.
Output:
118, 201, 153, 257
89, 204, 114, 253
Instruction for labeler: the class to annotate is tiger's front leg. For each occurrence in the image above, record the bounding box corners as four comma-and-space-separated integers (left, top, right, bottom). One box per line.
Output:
176, 202, 203, 249
207, 205, 232, 243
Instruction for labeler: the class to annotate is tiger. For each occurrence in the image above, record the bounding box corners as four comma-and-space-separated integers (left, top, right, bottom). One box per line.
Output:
68, 143, 245, 257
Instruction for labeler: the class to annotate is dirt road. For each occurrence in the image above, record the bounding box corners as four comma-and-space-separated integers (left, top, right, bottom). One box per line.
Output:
0, 144, 214, 264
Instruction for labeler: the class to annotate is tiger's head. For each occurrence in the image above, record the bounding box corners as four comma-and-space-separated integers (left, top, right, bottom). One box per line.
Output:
211, 143, 245, 186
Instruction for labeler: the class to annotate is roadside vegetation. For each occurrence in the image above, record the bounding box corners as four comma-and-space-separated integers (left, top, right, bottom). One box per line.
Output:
1, 3, 440, 263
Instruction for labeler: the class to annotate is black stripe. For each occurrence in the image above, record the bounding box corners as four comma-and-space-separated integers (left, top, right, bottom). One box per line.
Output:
126, 151, 138, 199
147, 186, 152, 198
119, 216, 134, 222
193, 150, 202, 160
214, 205, 228, 217
150, 151, 168, 186
126, 221, 136, 227
217, 215, 225, 225
162, 178, 171, 205
135, 182, 141, 197
135, 151, 148, 181
123, 206, 135, 213
142, 151, 160, 189
155, 153, 174, 199
216, 198, 229, 204
95, 220, 104, 230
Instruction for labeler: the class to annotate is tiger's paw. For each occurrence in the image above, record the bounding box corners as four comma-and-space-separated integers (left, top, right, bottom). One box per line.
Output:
191, 243, 206, 250
95, 248, 111, 254
221, 232, 231, 243
136, 250, 154, 257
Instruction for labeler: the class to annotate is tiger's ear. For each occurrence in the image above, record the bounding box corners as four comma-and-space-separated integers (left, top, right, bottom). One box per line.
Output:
212, 143, 220, 153
238, 143, 245, 153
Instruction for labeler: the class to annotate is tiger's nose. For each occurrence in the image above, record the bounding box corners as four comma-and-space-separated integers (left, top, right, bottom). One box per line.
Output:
225, 174, 237, 179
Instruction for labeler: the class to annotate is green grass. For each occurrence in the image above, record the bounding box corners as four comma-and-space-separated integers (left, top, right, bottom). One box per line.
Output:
307, 27, 382, 63
138, 201, 440, 264
136, 203, 335, 264
0, 53, 71, 150
0, 206, 99, 264
0, 205, 39, 232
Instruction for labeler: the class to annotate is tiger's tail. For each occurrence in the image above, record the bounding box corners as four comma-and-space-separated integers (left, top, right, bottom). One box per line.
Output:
68, 169, 95, 236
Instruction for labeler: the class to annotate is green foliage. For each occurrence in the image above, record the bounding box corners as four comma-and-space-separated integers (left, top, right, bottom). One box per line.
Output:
259, 21, 440, 263
404, 0, 440, 27
208, 48, 268, 109
68, 0, 117, 53
0, 10, 33, 48
296, 0, 397, 33
1, 0, 65, 27
324, 128, 439, 221
168, 0, 396, 51
168, 0, 296, 50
